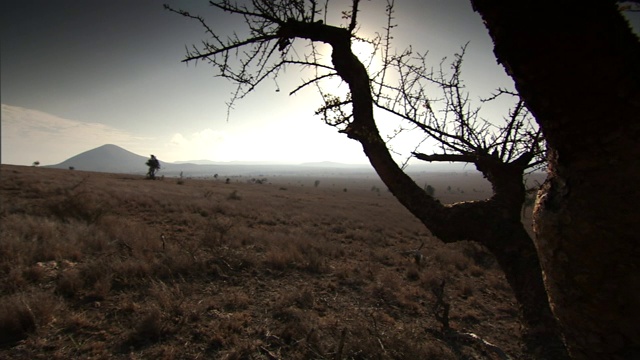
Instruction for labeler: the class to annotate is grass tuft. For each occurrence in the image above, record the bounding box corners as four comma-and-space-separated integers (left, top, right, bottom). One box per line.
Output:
0, 291, 58, 347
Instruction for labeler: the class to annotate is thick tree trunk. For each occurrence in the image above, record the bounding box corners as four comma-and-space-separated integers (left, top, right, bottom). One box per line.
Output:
280, 19, 567, 357
471, 1, 640, 358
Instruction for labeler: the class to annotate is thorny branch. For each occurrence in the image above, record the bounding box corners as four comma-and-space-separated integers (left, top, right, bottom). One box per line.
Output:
371, 43, 545, 174
165, 0, 362, 121
167, 0, 545, 179
167, 3, 565, 356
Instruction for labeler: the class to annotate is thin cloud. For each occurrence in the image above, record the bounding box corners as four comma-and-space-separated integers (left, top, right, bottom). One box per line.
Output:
1, 104, 151, 165
164, 129, 227, 162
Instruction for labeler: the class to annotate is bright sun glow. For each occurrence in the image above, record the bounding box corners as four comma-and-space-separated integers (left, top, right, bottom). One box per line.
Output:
351, 39, 379, 70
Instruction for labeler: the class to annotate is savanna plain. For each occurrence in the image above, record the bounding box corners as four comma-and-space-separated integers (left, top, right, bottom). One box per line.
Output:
0, 164, 544, 359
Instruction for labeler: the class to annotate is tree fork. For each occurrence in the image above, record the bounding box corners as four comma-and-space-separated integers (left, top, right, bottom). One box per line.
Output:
471, 1, 640, 358
280, 18, 567, 357
171, 3, 567, 356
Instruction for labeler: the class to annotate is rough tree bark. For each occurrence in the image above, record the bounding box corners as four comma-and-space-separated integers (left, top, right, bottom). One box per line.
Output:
277, 18, 566, 358
470, 1, 640, 359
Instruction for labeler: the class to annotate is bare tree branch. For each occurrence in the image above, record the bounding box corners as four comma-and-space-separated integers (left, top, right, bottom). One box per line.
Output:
348, 0, 360, 33
168, 3, 564, 355
289, 72, 337, 95
371, 43, 545, 174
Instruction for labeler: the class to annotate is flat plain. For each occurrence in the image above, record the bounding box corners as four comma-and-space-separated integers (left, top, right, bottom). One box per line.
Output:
0, 164, 543, 359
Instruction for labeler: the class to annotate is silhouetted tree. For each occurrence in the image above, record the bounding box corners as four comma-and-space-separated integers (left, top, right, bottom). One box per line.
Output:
146, 155, 161, 180
424, 184, 435, 197
32, 161, 40, 167
164, 0, 563, 356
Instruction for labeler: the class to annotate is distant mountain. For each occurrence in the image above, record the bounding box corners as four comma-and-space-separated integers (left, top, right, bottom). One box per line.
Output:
46, 144, 154, 173
44, 144, 473, 176
44, 145, 312, 176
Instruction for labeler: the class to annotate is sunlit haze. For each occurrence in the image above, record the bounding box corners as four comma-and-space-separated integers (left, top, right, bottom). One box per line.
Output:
2, 1, 639, 166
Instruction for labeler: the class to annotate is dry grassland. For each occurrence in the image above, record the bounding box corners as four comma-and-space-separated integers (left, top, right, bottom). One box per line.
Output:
1, 164, 539, 359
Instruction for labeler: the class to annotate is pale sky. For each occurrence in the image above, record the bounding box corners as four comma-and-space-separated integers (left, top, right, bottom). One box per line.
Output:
2, 1, 638, 166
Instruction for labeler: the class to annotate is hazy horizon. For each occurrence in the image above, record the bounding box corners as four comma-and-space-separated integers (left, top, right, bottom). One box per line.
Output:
34, 143, 473, 174
2, 2, 638, 166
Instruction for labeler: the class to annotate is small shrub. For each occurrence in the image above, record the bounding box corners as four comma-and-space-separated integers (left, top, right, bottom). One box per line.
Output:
223, 291, 251, 311
370, 273, 402, 306
301, 247, 329, 274
293, 288, 315, 309
63, 312, 93, 333
330, 225, 347, 234
406, 268, 420, 281
264, 249, 296, 271
126, 307, 164, 348
469, 264, 485, 277
88, 275, 112, 301
0, 297, 36, 345
272, 307, 313, 344
48, 189, 110, 224
435, 247, 471, 271
0, 291, 58, 346
420, 270, 444, 290
424, 184, 435, 197
2, 268, 27, 293
56, 269, 84, 298
227, 190, 241, 200
112, 258, 152, 286
22, 265, 46, 283
148, 280, 186, 314
202, 215, 234, 245
460, 279, 475, 299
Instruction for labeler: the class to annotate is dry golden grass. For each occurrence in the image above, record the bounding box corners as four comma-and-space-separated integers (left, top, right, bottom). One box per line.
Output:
0, 164, 537, 359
